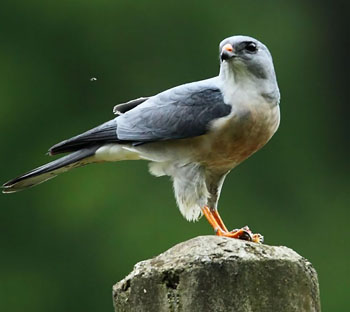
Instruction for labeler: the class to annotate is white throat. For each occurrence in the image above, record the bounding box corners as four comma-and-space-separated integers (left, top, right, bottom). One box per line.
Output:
218, 62, 279, 106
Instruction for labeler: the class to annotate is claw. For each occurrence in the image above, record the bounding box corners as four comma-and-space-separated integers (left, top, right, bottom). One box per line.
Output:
252, 233, 264, 243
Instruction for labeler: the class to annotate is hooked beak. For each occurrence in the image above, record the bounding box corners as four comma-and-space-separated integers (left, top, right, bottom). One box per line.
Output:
220, 43, 236, 61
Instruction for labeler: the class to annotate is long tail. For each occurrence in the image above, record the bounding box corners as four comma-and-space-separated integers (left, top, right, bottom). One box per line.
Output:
2, 146, 99, 193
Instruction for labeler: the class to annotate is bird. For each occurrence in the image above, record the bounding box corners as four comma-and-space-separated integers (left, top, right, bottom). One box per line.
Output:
2, 35, 280, 243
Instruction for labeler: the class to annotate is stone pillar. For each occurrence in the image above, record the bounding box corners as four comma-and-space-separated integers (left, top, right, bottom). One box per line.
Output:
113, 236, 320, 312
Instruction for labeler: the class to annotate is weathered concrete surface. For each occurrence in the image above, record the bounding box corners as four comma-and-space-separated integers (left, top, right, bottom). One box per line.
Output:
113, 236, 320, 312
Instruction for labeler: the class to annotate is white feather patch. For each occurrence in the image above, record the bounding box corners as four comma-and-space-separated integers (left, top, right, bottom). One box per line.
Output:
94, 144, 141, 162
149, 161, 209, 221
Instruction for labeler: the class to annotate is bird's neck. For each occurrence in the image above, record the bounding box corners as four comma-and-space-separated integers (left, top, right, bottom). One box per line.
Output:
219, 63, 279, 105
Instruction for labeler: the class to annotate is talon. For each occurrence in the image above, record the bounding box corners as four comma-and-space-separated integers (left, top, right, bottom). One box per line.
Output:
252, 233, 264, 244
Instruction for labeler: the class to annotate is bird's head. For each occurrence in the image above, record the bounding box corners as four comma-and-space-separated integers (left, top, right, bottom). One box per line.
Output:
219, 35, 276, 82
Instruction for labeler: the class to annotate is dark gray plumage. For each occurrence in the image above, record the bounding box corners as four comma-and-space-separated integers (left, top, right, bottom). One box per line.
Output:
49, 119, 119, 155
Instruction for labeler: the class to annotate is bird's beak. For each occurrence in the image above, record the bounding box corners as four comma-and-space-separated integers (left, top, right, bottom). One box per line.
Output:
220, 43, 236, 61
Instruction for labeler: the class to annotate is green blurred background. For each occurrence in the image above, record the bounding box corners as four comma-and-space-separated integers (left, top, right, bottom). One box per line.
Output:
0, 0, 348, 311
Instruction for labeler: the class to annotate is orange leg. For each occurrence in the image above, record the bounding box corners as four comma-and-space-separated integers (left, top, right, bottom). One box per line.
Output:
201, 206, 263, 243
211, 209, 228, 232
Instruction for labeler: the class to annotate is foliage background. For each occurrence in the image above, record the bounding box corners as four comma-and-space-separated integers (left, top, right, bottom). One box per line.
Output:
0, 1, 348, 311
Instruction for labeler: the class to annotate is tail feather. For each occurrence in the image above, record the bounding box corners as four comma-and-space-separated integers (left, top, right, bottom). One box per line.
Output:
2, 146, 99, 193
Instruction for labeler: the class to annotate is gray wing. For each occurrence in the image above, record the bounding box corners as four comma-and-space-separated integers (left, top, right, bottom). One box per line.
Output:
49, 79, 231, 154
117, 80, 231, 143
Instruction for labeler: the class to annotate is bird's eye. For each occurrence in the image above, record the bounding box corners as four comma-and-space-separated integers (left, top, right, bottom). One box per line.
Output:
245, 42, 257, 53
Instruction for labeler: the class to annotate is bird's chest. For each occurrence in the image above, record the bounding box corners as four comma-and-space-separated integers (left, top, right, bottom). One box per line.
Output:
202, 99, 280, 169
